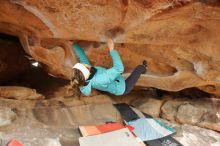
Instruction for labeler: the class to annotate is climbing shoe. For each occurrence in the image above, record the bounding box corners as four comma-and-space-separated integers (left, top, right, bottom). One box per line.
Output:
142, 60, 148, 67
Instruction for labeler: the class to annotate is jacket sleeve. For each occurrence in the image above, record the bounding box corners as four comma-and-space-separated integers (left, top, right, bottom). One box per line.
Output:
95, 50, 124, 85
72, 43, 91, 65
80, 84, 92, 96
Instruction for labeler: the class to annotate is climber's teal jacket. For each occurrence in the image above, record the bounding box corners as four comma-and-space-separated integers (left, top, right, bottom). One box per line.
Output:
72, 44, 126, 96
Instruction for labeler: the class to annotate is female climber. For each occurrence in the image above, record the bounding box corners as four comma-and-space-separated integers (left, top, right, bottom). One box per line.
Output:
70, 39, 147, 96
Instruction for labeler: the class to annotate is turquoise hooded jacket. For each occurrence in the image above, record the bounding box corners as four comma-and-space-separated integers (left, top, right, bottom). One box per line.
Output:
72, 44, 126, 96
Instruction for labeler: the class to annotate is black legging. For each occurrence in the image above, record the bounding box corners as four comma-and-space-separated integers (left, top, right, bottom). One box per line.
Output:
123, 65, 146, 95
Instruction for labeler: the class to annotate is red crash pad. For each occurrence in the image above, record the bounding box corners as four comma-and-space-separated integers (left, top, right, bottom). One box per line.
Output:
8, 139, 23, 146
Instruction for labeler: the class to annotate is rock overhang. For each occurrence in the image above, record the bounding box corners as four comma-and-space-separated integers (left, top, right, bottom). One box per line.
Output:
0, 0, 220, 95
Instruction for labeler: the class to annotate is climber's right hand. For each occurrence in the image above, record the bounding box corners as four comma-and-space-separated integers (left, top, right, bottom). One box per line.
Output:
69, 40, 74, 46
107, 38, 114, 52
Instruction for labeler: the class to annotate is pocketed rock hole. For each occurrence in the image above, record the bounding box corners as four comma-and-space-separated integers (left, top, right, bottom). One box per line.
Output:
0, 33, 79, 99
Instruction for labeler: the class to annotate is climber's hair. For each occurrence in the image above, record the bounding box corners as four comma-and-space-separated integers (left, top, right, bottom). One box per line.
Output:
70, 68, 86, 87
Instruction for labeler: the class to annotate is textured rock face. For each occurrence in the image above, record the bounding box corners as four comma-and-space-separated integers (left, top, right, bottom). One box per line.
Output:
170, 123, 220, 146
160, 98, 220, 131
0, 107, 16, 127
1, 0, 220, 95
0, 86, 45, 100
112, 89, 220, 132
0, 97, 220, 146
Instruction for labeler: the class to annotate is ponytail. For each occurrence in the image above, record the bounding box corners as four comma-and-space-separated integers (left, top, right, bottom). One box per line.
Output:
70, 68, 86, 87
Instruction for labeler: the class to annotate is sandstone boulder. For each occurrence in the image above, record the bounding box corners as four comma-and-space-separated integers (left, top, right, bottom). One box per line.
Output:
1, 1, 220, 95
160, 98, 220, 131
0, 107, 16, 127
174, 124, 220, 146
176, 103, 206, 124
132, 97, 164, 117
161, 100, 183, 121
0, 86, 45, 100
